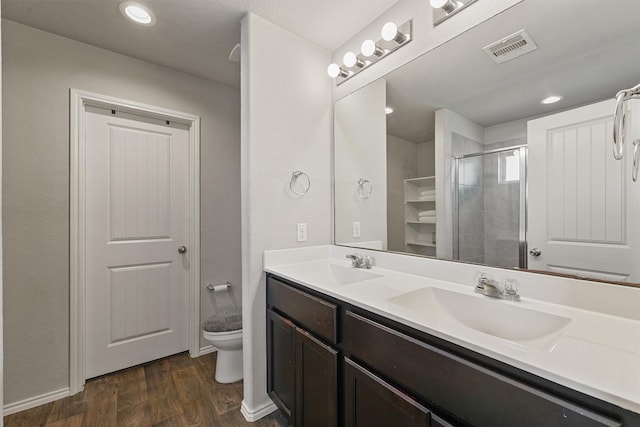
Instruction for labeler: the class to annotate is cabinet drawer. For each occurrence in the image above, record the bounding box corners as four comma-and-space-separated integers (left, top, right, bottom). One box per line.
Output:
344, 357, 430, 427
267, 276, 337, 344
344, 310, 621, 427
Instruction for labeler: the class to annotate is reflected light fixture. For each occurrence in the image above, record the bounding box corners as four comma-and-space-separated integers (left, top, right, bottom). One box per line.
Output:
361, 39, 384, 58
431, 0, 478, 25
119, 2, 156, 26
540, 95, 563, 105
385, 107, 394, 115
430, 0, 461, 14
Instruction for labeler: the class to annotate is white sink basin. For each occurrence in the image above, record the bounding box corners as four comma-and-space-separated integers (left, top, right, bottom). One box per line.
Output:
388, 287, 572, 351
329, 264, 383, 285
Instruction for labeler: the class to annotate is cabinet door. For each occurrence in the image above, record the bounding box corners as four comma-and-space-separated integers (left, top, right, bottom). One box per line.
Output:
344, 358, 430, 427
295, 328, 338, 427
267, 309, 296, 425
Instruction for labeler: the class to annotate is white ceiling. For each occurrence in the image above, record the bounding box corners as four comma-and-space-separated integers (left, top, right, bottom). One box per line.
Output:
383, 0, 640, 143
1, 0, 400, 88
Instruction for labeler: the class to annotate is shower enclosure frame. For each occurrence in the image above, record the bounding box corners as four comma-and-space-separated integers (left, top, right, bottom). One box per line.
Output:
452, 145, 528, 269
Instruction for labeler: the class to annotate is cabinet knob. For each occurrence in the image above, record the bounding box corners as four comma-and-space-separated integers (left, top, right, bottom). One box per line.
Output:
529, 248, 541, 257
178, 246, 187, 254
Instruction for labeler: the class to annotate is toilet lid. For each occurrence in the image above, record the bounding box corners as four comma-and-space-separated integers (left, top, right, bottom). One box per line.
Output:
202, 309, 242, 332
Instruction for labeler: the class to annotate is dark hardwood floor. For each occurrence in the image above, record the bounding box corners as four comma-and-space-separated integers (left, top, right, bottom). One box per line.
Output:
4, 352, 289, 427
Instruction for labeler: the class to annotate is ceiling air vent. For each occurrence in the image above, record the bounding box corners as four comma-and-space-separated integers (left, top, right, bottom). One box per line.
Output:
482, 29, 537, 64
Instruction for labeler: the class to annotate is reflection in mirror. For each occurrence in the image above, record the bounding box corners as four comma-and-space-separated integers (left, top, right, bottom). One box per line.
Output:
334, 0, 640, 285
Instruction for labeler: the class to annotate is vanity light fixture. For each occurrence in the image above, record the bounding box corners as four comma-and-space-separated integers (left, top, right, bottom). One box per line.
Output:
343, 52, 365, 69
540, 95, 563, 105
328, 20, 412, 85
431, 0, 478, 26
119, 2, 156, 26
381, 22, 407, 44
327, 63, 349, 79
361, 40, 385, 58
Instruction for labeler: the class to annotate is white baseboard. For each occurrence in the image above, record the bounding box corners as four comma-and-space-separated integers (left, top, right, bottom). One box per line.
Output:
241, 398, 277, 422
197, 344, 218, 356
4, 387, 71, 416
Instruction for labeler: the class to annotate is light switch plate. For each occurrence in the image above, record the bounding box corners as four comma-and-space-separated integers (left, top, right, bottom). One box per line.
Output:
352, 221, 361, 238
297, 223, 308, 242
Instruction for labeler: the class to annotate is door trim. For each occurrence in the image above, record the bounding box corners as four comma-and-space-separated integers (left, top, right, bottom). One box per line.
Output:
70, 89, 201, 394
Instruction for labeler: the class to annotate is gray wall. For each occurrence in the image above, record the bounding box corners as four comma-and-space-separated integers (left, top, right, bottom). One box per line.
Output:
2, 19, 241, 404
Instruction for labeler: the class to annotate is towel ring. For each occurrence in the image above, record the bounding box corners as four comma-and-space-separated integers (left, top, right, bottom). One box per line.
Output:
633, 140, 640, 182
356, 178, 373, 199
613, 82, 640, 160
290, 170, 310, 196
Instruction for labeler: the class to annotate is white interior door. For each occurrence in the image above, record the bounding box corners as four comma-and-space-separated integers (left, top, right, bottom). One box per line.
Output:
84, 105, 190, 378
528, 99, 640, 282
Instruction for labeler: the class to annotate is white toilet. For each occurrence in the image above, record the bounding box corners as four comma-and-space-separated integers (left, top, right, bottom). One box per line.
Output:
202, 283, 243, 383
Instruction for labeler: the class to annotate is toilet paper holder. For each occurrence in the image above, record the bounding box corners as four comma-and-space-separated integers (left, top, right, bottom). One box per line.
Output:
206, 281, 232, 292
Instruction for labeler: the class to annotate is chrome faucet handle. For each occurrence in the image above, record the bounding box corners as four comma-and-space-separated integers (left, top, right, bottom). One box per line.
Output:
346, 254, 363, 268
502, 278, 520, 301
362, 255, 374, 269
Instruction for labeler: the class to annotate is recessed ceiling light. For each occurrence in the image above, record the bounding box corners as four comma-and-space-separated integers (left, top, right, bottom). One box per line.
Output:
385, 107, 394, 115
119, 2, 156, 26
540, 95, 563, 105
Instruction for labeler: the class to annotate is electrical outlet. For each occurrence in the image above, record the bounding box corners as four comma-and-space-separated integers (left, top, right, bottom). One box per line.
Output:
297, 223, 308, 242
352, 221, 361, 238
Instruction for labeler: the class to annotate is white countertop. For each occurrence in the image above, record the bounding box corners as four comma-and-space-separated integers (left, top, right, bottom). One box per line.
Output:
264, 246, 640, 414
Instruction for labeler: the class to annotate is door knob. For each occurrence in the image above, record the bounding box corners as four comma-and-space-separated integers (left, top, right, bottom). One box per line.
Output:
529, 248, 541, 257
178, 246, 187, 254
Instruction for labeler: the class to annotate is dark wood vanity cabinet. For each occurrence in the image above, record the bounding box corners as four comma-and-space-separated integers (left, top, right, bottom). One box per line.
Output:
266, 274, 633, 427
343, 310, 621, 427
267, 277, 338, 427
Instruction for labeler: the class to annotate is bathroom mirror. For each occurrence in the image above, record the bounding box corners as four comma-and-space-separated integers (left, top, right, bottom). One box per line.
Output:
334, 0, 640, 285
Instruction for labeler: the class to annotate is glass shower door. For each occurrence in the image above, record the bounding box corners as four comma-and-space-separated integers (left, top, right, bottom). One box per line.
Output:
453, 146, 527, 269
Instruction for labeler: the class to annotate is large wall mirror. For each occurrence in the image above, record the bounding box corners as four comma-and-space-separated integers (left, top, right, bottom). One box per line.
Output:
334, 0, 640, 285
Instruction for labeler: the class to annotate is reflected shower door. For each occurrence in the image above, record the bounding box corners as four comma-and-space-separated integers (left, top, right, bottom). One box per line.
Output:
454, 146, 527, 269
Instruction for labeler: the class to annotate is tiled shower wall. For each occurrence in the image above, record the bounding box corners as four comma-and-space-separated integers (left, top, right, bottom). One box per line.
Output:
483, 137, 526, 268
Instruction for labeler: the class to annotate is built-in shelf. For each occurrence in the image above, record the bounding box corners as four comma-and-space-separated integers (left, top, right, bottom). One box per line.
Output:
406, 219, 436, 224
405, 241, 437, 248
404, 177, 436, 254
405, 197, 436, 203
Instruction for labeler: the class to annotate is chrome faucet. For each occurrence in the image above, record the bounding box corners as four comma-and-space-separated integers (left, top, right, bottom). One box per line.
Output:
346, 254, 373, 269
475, 274, 520, 302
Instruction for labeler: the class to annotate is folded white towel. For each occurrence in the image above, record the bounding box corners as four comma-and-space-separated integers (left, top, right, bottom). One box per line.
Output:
419, 189, 435, 195
418, 216, 436, 223
418, 210, 436, 217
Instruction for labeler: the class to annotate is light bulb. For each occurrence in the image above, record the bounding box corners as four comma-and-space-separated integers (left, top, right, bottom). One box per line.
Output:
381, 22, 398, 41
385, 107, 394, 115
361, 40, 376, 57
343, 52, 358, 68
327, 63, 341, 78
430, 0, 459, 13
430, 0, 449, 8
361, 39, 384, 57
